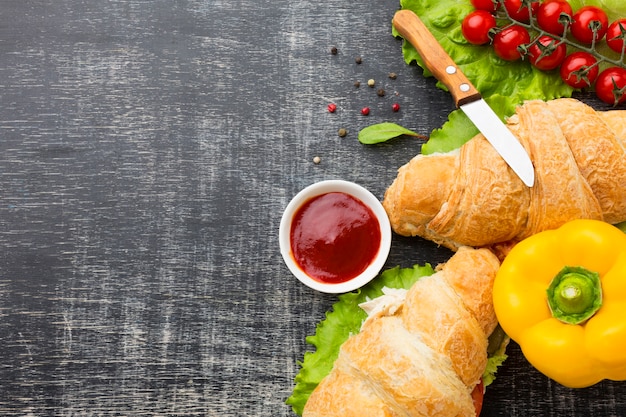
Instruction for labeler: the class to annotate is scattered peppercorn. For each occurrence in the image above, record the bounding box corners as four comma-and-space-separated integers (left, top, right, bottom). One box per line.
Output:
354, 81, 361, 88
361, 107, 370, 116
367, 79, 375, 88
313, 156, 321, 164
330, 46, 338, 55
355, 56, 362, 64
327, 103, 337, 113
388, 72, 397, 80
392, 103, 400, 112
338, 128, 347, 137
377, 88, 385, 97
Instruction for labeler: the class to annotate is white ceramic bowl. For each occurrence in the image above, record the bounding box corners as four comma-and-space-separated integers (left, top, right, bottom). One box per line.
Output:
279, 180, 392, 293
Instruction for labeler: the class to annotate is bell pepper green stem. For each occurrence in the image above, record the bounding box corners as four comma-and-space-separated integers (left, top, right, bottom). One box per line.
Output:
546, 266, 602, 325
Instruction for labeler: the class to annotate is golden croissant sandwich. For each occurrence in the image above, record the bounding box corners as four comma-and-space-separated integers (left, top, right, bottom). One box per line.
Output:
302, 246, 500, 417
383, 98, 626, 251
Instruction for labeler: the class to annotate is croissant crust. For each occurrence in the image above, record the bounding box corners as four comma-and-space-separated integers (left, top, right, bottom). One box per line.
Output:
303, 247, 500, 417
383, 98, 626, 251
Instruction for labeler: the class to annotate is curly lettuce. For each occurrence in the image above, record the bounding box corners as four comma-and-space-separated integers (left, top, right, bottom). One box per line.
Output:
395, 0, 626, 153
397, 0, 574, 104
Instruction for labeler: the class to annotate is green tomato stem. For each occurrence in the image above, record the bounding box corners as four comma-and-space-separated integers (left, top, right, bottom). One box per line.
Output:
546, 266, 602, 325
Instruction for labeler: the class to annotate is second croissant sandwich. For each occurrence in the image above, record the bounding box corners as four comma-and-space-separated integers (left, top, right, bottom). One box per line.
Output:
302, 246, 501, 417
383, 98, 626, 251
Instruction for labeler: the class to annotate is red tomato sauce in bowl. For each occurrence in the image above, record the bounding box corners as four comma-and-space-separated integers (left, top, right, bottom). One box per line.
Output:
290, 192, 381, 284
279, 180, 391, 293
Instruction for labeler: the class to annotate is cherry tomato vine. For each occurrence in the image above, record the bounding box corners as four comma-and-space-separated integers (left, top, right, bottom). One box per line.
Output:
462, 0, 626, 105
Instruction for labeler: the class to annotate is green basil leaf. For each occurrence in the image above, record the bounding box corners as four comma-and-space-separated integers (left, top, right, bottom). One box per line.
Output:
358, 122, 424, 145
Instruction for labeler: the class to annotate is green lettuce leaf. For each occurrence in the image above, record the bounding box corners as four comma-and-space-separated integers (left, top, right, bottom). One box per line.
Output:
483, 348, 509, 387
483, 325, 510, 386
397, 0, 576, 154
286, 263, 435, 416
397, 0, 573, 103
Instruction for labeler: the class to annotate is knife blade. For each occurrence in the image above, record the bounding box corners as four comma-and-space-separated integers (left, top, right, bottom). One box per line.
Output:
392, 10, 535, 187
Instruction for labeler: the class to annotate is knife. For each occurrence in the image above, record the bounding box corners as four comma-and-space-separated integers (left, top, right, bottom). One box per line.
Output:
392, 10, 535, 187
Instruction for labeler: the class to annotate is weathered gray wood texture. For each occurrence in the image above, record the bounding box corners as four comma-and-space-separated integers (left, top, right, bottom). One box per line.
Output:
1, 0, 624, 415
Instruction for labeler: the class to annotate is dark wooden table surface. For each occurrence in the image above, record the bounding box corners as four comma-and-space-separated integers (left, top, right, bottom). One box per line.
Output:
1, 0, 625, 415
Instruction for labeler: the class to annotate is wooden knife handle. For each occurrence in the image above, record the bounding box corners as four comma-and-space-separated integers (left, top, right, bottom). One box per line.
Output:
392, 10, 481, 107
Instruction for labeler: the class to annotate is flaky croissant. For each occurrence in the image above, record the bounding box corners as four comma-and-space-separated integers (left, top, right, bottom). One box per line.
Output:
383, 98, 626, 251
302, 247, 500, 417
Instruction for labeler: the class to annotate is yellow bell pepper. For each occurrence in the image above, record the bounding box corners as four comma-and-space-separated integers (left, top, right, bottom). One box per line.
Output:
493, 219, 626, 388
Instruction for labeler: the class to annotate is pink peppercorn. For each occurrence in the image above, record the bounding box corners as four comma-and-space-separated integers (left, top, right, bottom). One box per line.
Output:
361, 107, 370, 116
392, 103, 400, 112
328, 103, 337, 113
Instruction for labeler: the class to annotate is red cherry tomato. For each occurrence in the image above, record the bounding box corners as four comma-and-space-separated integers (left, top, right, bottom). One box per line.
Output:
471, 0, 500, 13
503, 0, 539, 23
595, 67, 626, 106
492, 25, 531, 61
606, 19, 626, 53
527, 35, 567, 71
570, 6, 609, 44
536, 0, 573, 35
462, 10, 497, 45
471, 380, 485, 416
559, 51, 599, 88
